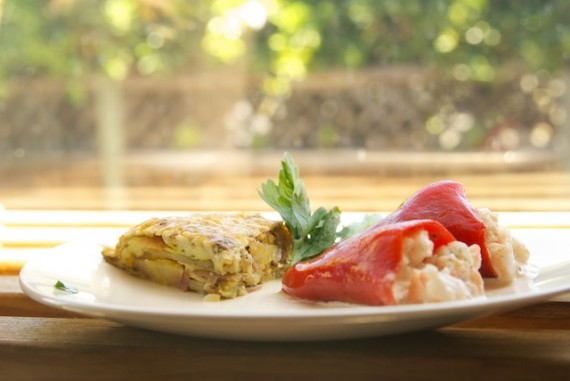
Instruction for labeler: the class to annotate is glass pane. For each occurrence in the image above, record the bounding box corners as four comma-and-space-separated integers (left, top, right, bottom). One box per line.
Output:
1, 0, 569, 212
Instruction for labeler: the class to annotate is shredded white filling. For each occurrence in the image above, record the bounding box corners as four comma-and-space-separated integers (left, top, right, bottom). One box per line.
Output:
392, 230, 485, 304
477, 208, 530, 283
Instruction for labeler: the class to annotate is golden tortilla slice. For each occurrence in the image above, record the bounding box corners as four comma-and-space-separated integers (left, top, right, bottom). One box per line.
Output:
102, 213, 292, 299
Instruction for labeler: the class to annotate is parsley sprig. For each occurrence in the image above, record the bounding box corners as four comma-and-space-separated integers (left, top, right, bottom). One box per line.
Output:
259, 152, 341, 265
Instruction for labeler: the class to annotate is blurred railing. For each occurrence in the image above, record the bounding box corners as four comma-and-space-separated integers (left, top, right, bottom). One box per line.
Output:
1, 68, 566, 155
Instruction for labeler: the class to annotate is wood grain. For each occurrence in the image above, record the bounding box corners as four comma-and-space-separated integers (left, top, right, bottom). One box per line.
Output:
2, 203, 570, 380
3, 272, 570, 380
2, 171, 570, 211
1, 316, 570, 380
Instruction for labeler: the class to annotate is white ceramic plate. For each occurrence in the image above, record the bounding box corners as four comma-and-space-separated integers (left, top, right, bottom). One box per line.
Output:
19, 236, 570, 342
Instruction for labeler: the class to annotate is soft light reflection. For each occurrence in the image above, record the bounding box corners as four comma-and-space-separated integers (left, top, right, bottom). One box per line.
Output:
464, 21, 501, 46
548, 79, 566, 98
103, 0, 135, 33
465, 26, 484, 45
137, 54, 161, 75
484, 28, 501, 46
439, 129, 461, 150
348, 2, 374, 29
549, 107, 567, 126
470, 55, 495, 82
251, 114, 271, 135
356, 149, 367, 162
434, 28, 459, 53
449, 112, 474, 132
452, 64, 471, 81
1, 0, 568, 162
104, 54, 129, 80
14, 148, 25, 158
497, 127, 520, 150
208, 13, 242, 40
447, 1, 477, 26
502, 151, 517, 162
520, 74, 539, 93
240, 0, 268, 30
533, 88, 552, 110
530, 122, 553, 148
268, 33, 287, 51
202, 0, 272, 63
426, 115, 445, 135
147, 31, 165, 49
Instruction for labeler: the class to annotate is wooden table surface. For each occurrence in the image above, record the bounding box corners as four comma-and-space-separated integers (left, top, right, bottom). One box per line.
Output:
2, 172, 570, 379
1, 292, 570, 381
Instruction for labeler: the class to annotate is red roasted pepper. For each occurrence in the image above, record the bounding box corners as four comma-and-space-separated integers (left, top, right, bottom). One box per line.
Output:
282, 219, 456, 306
376, 180, 496, 278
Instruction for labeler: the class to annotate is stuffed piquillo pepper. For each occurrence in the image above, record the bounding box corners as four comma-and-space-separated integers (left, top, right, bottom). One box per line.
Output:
282, 219, 484, 306
377, 180, 529, 283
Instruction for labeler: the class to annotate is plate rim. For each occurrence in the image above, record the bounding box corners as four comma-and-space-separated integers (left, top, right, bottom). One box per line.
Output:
18, 242, 570, 321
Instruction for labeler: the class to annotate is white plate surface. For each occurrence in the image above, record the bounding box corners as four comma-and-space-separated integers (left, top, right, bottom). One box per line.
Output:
19, 234, 570, 341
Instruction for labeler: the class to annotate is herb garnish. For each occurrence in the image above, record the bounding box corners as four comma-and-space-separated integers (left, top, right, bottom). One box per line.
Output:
259, 152, 341, 265
337, 213, 383, 240
54, 280, 78, 294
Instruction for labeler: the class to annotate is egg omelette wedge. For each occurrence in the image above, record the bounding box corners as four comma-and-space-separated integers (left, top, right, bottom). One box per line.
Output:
102, 213, 292, 300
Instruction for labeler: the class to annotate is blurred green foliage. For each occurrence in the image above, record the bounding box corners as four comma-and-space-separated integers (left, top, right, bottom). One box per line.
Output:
1, 0, 569, 86
253, 0, 570, 94
0, 0, 568, 153
0, 0, 209, 80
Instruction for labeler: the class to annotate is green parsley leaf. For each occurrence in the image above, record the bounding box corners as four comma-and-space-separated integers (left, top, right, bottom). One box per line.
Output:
54, 280, 78, 294
259, 152, 341, 265
337, 213, 383, 241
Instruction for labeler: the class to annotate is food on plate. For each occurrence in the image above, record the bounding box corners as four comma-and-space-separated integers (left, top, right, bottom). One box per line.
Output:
102, 213, 292, 300
282, 219, 485, 306
376, 180, 529, 283
102, 153, 529, 306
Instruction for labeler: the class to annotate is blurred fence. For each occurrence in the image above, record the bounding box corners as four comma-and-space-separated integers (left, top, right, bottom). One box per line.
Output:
1, 67, 566, 158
